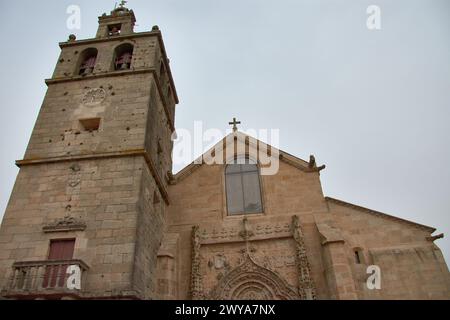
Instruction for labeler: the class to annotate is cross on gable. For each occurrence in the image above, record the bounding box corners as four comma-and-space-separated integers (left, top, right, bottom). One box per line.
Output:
228, 117, 241, 132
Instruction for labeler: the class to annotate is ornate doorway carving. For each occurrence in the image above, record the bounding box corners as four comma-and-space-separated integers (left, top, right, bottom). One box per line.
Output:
190, 215, 317, 300
209, 254, 300, 300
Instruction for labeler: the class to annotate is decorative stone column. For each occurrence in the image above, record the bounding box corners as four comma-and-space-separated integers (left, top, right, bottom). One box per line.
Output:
291, 215, 317, 300
189, 226, 204, 299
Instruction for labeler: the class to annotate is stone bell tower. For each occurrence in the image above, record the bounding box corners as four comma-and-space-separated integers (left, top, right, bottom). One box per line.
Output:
0, 4, 178, 299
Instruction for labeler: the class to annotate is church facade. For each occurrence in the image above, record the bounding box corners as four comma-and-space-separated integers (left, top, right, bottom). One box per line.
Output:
0, 6, 449, 300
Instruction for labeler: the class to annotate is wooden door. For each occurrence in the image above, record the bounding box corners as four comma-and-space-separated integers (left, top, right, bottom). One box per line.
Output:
43, 239, 75, 288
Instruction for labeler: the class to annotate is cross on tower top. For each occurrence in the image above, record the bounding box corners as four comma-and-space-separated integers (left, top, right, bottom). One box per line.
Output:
119, 0, 128, 8
228, 117, 241, 132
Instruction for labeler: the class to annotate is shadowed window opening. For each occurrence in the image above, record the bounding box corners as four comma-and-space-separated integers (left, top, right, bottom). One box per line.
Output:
77, 48, 98, 75
108, 24, 122, 36
114, 43, 134, 70
79, 118, 101, 132
354, 249, 364, 264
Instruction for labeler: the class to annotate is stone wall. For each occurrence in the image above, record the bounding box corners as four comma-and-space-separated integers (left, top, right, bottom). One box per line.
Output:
53, 37, 159, 79
167, 160, 330, 299
0, 31, 176, 299
133, 162, 166, 299
0, 156, 144, 298
24, 74, 152, 160
328, 200, 450, 299
166, 152, 450, 299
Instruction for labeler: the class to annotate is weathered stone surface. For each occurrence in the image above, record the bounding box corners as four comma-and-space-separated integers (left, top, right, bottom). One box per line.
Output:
0, 5, 175, 300
164, 138, 450, 300
0, 5, 449, 301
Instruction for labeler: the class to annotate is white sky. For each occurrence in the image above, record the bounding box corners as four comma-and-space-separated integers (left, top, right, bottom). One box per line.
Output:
0, 0, 449, 263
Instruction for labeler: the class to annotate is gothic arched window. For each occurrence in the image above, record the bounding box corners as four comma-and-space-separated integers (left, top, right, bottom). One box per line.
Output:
77, 48, 98, 75
114, 43, 134, 70
225, 157, 263, 215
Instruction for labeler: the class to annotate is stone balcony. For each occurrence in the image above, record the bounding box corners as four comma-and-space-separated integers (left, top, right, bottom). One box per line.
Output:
1, 259, 89, 299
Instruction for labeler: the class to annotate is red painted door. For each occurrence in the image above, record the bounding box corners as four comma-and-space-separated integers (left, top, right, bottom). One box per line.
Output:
43, 239, 75, 288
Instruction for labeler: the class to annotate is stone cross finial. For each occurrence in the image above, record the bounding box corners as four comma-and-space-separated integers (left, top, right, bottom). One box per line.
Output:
119, 0, 127, 8
228, 117, 241, 132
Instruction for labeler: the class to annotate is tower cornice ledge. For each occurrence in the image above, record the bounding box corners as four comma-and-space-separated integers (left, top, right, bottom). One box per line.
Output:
15, 149, 170, 205
45, 67, 153, 84
59, 31, 157, 48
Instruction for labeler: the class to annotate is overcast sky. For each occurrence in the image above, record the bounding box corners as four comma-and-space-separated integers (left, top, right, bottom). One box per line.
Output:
0, 0, 449, 263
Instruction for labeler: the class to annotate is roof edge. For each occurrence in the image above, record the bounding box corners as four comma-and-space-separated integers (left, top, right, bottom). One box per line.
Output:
325, 196, 436, 233
172, 131, 324, 183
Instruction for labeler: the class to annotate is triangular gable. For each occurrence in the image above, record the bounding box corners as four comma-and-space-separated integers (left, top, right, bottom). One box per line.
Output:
173, 131, 325, 183
171, 132, 437, 234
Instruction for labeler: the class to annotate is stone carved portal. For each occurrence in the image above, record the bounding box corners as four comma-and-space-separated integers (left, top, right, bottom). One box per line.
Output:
191, 216, 316, 300
209, 254, 300, 300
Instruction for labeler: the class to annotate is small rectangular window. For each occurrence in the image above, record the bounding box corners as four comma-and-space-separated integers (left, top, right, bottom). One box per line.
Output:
79, 118, 101, 132
108, 24, 122, 36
